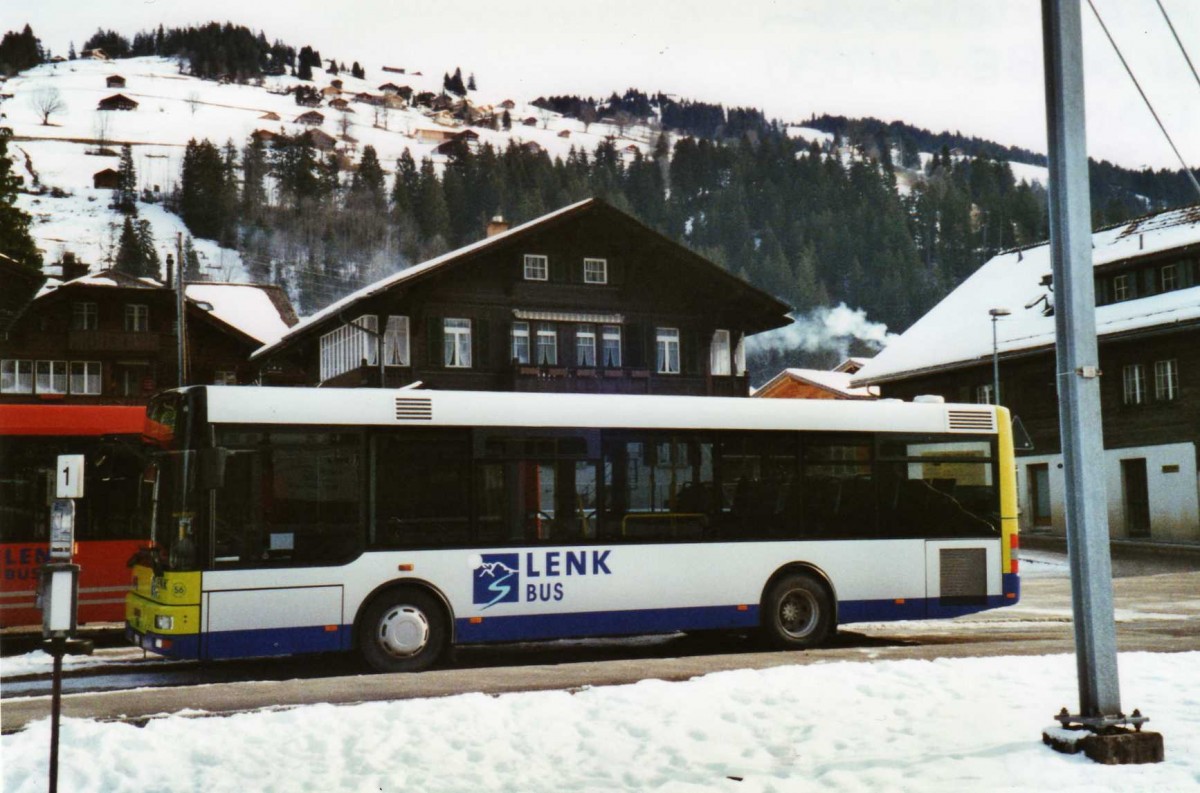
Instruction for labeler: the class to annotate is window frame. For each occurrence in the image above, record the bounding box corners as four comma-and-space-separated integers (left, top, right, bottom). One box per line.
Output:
535, 323, 558, 366
974, 384, 994, 405
70, 361, 102, 394
576, 324, 596, 367
72, 302, 98, 331
602, 324, 622, 368
35, 360, 68, 394
444, 318, 472, 368
583, 258, 608, 284
523, 254, 549, 281
710, 329, 732, 376
1160, 264, 1178, 292
511, 321, 530, 365
383, 315, 410, 367
124, 303, 149, 332
1, 359, 33, 394
656, 327, 681, 375
1112, 274, 1131, 302
1154, 359, 1178, 402
1123, 363, 1146, 406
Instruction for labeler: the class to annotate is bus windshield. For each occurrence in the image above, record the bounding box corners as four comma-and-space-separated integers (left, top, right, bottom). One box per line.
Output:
139, 450, 200, 571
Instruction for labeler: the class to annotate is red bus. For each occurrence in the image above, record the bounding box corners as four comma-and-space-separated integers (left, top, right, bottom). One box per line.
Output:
0, 404, 148, 628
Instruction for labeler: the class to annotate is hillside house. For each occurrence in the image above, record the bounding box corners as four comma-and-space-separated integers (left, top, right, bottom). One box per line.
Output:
258, 111, 281, 121
97, 94, 138, 111
522, 116, 538, 127
250, 129, 279, 144
412, 91, 437, 108
295, 110, 325, 126
105, 75, 126, 88
250, 199, 790, 396
499, 99, 516, 109
92, 168, 120, 189
854, 203, 1200, 546
328, 97, 352, 111
435, 129, 482, 156
0, 267, 298, 405
80, 48, 108, 60
353, 92, 383, 106
378, 83, 413, 100
558, 129, 572, 138
415, 128, 457, 144
304, 129, 338, 151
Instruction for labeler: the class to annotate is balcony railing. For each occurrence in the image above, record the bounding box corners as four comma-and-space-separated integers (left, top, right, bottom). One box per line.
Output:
68, 330, 161, 352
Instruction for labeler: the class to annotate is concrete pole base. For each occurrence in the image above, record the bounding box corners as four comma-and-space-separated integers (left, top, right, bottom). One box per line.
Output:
1043, 726, 1164, 764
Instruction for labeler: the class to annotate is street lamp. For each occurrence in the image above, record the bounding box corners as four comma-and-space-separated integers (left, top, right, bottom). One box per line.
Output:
989, 307, 1011, 405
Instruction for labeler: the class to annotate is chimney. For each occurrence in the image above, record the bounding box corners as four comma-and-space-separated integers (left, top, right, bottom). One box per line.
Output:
165, 253, 174, 288
486, 215, 509, 237
59, 252, 88, 282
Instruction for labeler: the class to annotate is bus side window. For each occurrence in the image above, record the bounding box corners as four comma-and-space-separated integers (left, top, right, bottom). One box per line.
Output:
373, 430, 470, 549
802, 437, 875, 538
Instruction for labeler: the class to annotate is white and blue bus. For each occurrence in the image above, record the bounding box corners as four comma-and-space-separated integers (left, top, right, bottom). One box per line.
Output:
126, 387, 1019, 672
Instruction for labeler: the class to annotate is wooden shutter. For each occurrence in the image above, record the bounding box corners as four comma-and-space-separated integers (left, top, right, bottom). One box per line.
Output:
426, 316, 443, 367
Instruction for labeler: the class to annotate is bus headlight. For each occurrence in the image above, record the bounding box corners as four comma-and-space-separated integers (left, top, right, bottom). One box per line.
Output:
154, 615, 174, 631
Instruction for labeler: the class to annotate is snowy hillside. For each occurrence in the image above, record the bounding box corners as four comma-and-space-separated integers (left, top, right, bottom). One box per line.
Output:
2, 55, 658, 284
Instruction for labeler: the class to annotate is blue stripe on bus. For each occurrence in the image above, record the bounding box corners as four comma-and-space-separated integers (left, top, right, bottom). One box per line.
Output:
455, 604, 760, 644
126, 627, 202, 659
202, 625, 351, 659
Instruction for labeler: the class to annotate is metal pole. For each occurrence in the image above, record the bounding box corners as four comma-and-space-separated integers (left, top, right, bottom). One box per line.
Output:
48, 638, 63, 793
176, 233, 185, 388
992, 316, 1000, 405
1041, 0, 1122, 721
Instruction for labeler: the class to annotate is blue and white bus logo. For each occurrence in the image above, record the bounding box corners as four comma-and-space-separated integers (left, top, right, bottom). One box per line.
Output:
473, 554, 519, 609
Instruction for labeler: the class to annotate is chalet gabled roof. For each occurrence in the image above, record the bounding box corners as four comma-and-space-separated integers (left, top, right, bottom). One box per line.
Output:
251, 198, 792, 361
853, 203, 1200, 386
755, 368, 878, 399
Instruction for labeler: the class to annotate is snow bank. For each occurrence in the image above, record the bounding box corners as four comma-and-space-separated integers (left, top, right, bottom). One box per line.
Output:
3, 652, 1197, 792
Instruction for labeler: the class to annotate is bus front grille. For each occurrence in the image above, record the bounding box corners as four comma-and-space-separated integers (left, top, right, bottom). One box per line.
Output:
939, 547, 987, 605
395, 397, 433, 421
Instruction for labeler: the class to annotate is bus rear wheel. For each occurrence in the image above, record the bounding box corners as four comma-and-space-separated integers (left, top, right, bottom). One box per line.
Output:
359, 589, 447, 673
763, 573, 833, 650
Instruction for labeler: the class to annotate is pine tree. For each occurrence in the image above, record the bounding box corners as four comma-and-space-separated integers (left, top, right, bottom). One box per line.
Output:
136, 219, 160, 278
467, 73, 476, 91
113, 216, 142, 276
0, 128, 41, 269
113, 144, 137, 214
348, 145, 386, 213
241, 137, 268, 222
182, 235, 202, 280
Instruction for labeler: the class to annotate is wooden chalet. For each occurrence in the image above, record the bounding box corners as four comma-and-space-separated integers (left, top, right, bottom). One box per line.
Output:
259, 111, 281, 121
304, 129, 338, 151
97, 93, 138, 111
854, 203, 1200, 545
251, 199, 791, 396
250, 129, 279, 144
295, 110, 325, 126
499, 99, 516, 109
416, 128, 457, 144
0, 267, 298, 405
328, 97, 352, 111
105, 75, 126, 88
558, 129, 572, 138
92, 168, 120, 189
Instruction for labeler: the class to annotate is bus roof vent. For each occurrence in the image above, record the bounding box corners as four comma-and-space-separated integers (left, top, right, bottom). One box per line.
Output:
946, 409, 996, 432
395, 397, 433, 421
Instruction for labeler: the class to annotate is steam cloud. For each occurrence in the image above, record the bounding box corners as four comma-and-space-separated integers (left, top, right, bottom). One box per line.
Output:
748, 303, 896, 357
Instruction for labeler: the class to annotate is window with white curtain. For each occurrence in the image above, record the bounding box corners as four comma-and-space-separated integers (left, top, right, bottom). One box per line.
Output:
70, 361, 101, 394
536, 324, 557, 366
576, 324, 596, 366
384, 315, 410, 366
512, 321, 530, 364
602, 325, 622, 368
1154, 359, 1178, 401
656, 327, 680, 374
35, 360, 67, 394
2, 359, 33, 393
710, 329, 731, 375
444, 318, 472, 367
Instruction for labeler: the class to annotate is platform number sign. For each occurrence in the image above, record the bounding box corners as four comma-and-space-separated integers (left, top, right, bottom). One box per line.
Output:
56, 454, 85, 499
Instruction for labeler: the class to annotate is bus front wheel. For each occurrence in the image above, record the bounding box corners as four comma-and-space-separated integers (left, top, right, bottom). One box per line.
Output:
359, 589, 447, 673
763, 573, 833, 650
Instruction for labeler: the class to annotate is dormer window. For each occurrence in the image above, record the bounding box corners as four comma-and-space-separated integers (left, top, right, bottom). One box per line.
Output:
583, 258, 607, 284
523, 254, 548, 281
1112, 274, 1131, 302
1161, 263, 1178, 292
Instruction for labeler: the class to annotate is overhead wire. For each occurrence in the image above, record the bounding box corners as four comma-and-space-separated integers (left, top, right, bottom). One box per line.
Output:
1153, 0, 1200, 93
1084, 0, 1200, 199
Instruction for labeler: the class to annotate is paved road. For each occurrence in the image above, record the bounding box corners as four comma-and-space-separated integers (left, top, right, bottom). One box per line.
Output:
4, 560, 1197, 734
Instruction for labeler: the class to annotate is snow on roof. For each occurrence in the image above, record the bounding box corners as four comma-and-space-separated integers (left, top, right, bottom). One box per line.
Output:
854, 204, 1200, 385
251, 198, 594, 359
759, 368, 879, 398
186, 283, 293, 346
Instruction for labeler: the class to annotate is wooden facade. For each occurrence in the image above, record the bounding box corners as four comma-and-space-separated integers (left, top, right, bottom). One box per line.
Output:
0, 270, 298, 406
253, 199, 791, 397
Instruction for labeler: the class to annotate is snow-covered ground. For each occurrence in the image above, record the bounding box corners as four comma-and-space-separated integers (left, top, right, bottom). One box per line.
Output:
1, 651, 1195, 792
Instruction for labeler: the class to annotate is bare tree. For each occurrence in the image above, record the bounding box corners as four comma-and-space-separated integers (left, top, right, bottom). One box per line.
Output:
339, 110, 353, 140
92, 111, 113, 155
30, 87, 65, 125
186, 91, 202, 116
579, 104, 598, 134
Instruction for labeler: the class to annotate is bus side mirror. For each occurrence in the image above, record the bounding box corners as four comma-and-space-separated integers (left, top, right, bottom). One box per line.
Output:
198, 448, 228, 490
